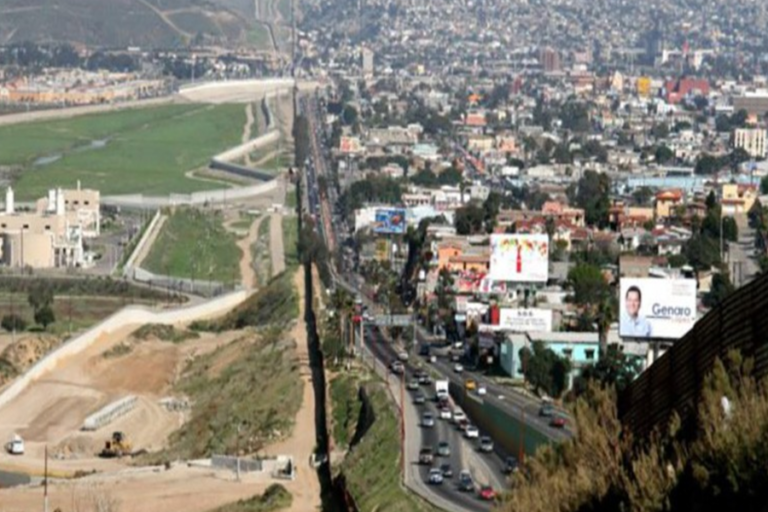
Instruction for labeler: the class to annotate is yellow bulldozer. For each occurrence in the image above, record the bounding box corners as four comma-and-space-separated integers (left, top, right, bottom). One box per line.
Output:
99, 431, 132, 458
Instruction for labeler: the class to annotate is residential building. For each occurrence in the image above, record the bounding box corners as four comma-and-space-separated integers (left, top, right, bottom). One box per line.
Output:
733, 128, 767, 159
655, 189, 684, 219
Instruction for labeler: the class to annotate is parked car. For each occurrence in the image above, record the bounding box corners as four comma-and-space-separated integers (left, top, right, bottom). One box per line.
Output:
457, 419, 469, 432
465, 425, 480, 438
419, 447, 434, 465
439, 407, 452, 420
539, 403, 555, 417
550, 415, 567, 429
413, 392, 426, 405
479, 485, 496, 501
407, 380, 420, 391
398, 351, 409, 362
390, 361, 404, 374
452, 410, 467, 423
503, 456, 519, 474
478, 436, 494, 452
422, 412, 435, 428
428, 468, 444, 485
464, 378, 476, 391
477, 385, 487, 395
458, 471, 474, 492
454, 363, 464, 373
437, 441, 451, 457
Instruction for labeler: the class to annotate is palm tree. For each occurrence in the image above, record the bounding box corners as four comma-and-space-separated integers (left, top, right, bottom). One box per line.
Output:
595, 295, 615, 359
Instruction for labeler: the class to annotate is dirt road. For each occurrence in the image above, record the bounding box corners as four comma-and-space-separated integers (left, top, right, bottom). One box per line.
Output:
243, 103, 255, 166
263, 268, 321, 512
236, 215, 265, 289
270, 213, 286, 277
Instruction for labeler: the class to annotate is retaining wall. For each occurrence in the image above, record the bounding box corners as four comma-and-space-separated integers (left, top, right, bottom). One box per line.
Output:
122, 210, 162, 276
212, 130, 280, 163
102, 180, 278, 208
130, 266, 238, 298
178, 78, 295, 94
449, 381, 552, 458
0, 290, 249, 412
82, 395, 138, 431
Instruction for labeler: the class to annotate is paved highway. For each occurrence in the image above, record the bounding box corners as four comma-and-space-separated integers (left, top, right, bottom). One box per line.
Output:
363, 325, 508, 512
419, 329, 574, 443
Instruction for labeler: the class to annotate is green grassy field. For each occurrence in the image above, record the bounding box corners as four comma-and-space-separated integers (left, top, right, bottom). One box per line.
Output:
3, 104, 245, 199
143, 208, 242, 284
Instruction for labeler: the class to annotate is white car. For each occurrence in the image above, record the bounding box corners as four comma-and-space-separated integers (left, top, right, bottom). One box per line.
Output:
464, 425, 480, 438
439, 407, 452, 420
422, 413, 436, 428
453, 363, 464, 373
476, 385, 487, 395
452, 410, 467, 423
398, 351, 409, 362
5, 435, 24, 455
428, 468, 444, 484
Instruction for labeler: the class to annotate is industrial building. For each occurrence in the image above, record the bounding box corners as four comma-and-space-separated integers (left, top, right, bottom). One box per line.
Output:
0, 185, 100, 269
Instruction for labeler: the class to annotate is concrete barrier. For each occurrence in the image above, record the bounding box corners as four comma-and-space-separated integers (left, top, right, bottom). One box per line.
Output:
122, 210, 162, 276
102, 180, 278, 208
0, 289, 249, 412
82, 395, 138, 431
212, 130, 280, 163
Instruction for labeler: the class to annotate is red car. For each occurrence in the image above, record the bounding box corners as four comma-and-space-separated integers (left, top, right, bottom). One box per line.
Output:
550, 416, 567, 429
478, 485, 496, 501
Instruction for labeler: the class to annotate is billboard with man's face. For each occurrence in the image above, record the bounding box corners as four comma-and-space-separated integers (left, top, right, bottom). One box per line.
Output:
619, 279, 697, 340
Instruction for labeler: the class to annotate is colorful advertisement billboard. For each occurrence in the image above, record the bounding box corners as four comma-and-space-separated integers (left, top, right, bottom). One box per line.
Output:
373, 208, 407, 234
339, 136, 363, 154
489, 234, 549, 282
499, 308, 553, 333
620, 279, 697, 340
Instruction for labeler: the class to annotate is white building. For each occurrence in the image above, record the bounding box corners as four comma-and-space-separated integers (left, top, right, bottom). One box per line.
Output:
733, 128, 767, 159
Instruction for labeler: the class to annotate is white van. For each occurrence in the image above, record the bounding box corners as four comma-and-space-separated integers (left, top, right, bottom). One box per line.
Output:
5, 435, 24, 455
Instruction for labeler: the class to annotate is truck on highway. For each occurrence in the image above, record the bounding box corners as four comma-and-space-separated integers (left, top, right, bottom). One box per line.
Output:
435, 380, 449, 401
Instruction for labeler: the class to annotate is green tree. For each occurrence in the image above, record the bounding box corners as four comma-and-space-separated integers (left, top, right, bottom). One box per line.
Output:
410, 168, 438, 187
631, 186, 655, 206
576, 344, 642, 394
454, 202, 486, 235
696, 153, 725, 175
34, 305, 55, 330
654, 145, 675, 164
560, 102, 591, 132
519, 341, 571, 398
704, 272, 734, 308
1, 314, 27, 332
761, 175, 768, 195
567, 263, 610, 308
650, 122, 669, 139
27, 282, 53, 312
567, 170, 611, 227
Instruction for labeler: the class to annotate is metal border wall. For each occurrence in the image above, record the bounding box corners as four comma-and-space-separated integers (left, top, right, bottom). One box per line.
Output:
618, 272, 768, 438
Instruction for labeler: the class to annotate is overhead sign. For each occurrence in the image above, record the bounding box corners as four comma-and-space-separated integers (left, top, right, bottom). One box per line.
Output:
373, 208, 407, 235
489, 234, 549, 282
620, 278, 697, 340
373, 314, 412, 327
499, 308, 553, 333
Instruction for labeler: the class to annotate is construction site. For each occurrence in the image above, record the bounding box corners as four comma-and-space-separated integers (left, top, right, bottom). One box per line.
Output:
0, 79, 321, 512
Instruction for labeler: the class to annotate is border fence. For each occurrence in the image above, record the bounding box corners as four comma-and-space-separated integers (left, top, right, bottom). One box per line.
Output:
618, 271, 768, 438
